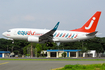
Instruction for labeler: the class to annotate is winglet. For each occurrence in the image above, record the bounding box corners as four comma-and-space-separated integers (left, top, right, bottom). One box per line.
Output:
52, 22, 60, 31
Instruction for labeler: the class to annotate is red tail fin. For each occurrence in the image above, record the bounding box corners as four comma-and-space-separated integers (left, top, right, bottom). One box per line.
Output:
70, 11, 101, 33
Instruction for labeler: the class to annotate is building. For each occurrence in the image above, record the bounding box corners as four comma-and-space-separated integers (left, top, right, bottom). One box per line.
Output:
83, 50, 96, 57
47, 50, 81, 58
0, 51, 10, 58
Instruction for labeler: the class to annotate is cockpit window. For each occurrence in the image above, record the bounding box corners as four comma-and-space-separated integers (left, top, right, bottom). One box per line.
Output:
7, 30, 11, 32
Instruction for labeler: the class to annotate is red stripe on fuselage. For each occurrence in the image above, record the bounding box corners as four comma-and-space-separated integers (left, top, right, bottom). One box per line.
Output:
56, 33, 60, 37
62, 33, 66, 37
74, 34, 78, 38
68, 34, 72, 38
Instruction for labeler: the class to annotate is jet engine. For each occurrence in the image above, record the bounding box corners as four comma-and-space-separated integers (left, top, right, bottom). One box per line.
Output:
28, 36, 39, 42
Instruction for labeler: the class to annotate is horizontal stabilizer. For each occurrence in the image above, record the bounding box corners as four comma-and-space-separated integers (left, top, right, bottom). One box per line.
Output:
86, 31, 98, 36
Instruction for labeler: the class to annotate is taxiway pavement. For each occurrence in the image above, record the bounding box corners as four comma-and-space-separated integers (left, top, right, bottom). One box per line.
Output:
0, 60, 105, 70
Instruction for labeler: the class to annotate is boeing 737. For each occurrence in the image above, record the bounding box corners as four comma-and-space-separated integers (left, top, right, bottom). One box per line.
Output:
2, 11, 101, 44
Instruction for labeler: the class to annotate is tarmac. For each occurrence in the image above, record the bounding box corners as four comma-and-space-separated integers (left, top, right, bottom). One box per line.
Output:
0, 58, 105, 70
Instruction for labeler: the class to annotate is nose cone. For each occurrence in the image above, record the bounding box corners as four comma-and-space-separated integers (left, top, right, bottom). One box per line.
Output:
2, 32, 6, 37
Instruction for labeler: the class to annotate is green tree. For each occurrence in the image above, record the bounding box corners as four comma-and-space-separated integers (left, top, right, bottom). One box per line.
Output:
62, 52, 67, 57
36, 43, 42, 57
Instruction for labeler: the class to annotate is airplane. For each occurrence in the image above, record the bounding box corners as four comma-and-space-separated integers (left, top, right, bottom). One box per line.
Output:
2, 11, 101, 45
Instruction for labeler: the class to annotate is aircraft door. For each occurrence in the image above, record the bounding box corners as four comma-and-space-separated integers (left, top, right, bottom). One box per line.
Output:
14, 30, 18, 35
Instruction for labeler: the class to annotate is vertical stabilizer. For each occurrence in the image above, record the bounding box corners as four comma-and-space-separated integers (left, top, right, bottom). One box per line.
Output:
70, 11, 101, 33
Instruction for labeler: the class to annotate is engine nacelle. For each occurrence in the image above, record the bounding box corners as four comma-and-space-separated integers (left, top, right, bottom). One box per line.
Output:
28, 36, 39, 42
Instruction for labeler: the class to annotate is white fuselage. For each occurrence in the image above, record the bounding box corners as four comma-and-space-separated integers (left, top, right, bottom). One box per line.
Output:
2, 11, 101, 43
2, 28, 95, 42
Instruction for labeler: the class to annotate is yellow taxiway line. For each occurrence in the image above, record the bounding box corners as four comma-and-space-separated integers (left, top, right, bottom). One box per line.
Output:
51, 67, 63, 70
0, 62, 9, 65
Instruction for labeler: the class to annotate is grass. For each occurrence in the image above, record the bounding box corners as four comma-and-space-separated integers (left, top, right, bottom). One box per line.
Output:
0, 58, 105, 61
57, 63, 105, 70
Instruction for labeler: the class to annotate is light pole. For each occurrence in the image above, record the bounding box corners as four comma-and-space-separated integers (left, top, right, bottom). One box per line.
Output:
31, 43, 33, 58
12, 41, 14, 52
7, 45, 8, 51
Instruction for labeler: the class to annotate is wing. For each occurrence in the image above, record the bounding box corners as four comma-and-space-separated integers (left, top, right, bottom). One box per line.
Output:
39, 22, 60, 42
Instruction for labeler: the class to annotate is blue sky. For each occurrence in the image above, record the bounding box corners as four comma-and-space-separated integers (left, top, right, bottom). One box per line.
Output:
0, 0, 105, 38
